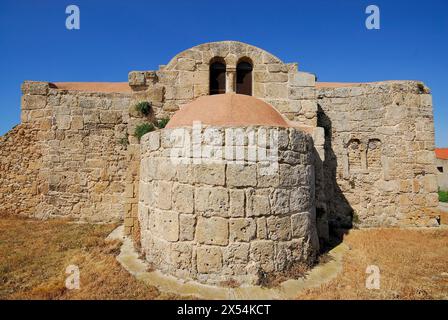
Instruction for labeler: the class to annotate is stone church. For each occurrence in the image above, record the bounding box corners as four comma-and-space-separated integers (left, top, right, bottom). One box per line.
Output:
0, 41, 440, 284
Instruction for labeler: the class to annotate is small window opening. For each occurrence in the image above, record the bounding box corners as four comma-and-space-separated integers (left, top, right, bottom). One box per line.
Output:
210, 61, 226, 95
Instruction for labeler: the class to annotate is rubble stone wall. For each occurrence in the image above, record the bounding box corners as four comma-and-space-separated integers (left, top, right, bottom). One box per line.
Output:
138, 126, 319, 285
317, 81, 439, 228
5, 81, 143, 226
0, 123, 44, 216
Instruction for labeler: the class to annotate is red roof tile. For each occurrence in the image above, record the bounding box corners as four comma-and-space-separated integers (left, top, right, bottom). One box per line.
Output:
435, 148, 448, 160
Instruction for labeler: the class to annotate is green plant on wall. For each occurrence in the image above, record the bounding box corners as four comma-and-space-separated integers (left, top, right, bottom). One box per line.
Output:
439, 188, 448, 203
134, 101, 152, 116
134, 123, 155, 141
155, 118, 169, 129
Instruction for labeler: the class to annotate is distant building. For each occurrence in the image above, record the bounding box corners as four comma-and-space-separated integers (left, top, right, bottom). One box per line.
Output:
435, 148, 448, 190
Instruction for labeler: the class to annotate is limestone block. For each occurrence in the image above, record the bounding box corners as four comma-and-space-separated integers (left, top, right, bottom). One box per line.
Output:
165, 85, 194, 100
196, 217, 229, 246
147, 85, 165, 103
100, 110, 121, 124
71, 116, 84, 130
249, 240, 274, 272
22, 95, 46, 110
197, 246, 222, 274
267, 64, 288, 73
229, 189, 245, 217
291, 212, 312, 238
53, 106, 70, 115
279, 164, 300, 187
194, 163, 225, 186
269, 189, 290, 215
246, 190, 271, 217
156, 158, 176, 181
148, 131, 160, 151
176, 58, 196, 71
288, 87, 315, 100
194, 84, 209, 97
265, 83, 288, 99
195, 187, 229, 215
277, 129, 289, 150
55, 115, 71, 130
208, 188, 229, 215
128, 71, 146, 86
176, 163, 194, 183
179, 214, 196, 241
290, 187, 312, 212
423, 175, 438, 193
256, 217, 268, 239
301, 100, 318, 115
257, 163, 280, 187
173, 183, 194, 213
222, 243, 249, 275
155, 181, 172, 210
229, 218, 256, 242
149, 210, 179, 242
280, 150, 301, 165
289, 72, 316, 87
226, 163, 257, 187
266, 216, 291, 241
170, 243, 193, 273
254, 71, 288, 83
21, 81, 49, 95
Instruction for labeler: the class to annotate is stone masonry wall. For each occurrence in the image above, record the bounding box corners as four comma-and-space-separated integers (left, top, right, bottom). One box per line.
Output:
0, 81, 143, 226
129, 41, 318, 126
317, 81, 439, 228
0, 123, 44, 217
138, 126, 319, 285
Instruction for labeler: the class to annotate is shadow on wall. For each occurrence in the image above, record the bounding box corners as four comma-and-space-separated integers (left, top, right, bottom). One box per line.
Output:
316, 104, 353, 252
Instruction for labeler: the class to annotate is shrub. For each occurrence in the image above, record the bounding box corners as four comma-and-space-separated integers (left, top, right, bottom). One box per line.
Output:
134, 123, 154, 141
155, 118, 169, 129
134, 101, 152, 116
439, 189, 448, 203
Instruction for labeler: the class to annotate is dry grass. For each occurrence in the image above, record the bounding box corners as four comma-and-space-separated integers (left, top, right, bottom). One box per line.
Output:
297, 228, 448, 300
0, 215, 168, 300
1, 215, 447, 300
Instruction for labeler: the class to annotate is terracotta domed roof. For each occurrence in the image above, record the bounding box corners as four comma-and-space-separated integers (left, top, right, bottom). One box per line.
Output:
165, 93, 289, 128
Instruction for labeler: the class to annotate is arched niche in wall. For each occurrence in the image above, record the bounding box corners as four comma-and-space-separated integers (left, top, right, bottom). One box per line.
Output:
347, 138, 362, 171
236, 59, 253, 96
209, 59, 226, 95
367, 139, 382, 168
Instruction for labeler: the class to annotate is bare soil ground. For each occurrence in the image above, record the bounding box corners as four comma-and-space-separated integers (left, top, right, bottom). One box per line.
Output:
1, 215, 447, 300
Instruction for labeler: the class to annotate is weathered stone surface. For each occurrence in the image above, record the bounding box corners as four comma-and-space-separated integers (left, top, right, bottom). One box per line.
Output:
249, 240, 275, 272
291, 212, 312, 238
246, 190, 271, 217
229, 189, 245, 217
149, 210, 179, 242
197, 246, 222, 273
226, 163, 257, 187
196, 217, 228, 246
195, 187, 229, 216
173, 183, 194, 213
179, 214, 196, 241
194, 163, 225, 186
266, 216, 291, 241
229, 218, 256, 242
222, 243, 249, 275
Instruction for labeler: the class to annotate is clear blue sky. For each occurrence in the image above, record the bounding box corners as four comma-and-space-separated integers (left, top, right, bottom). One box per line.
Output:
0, 0, 447, 146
